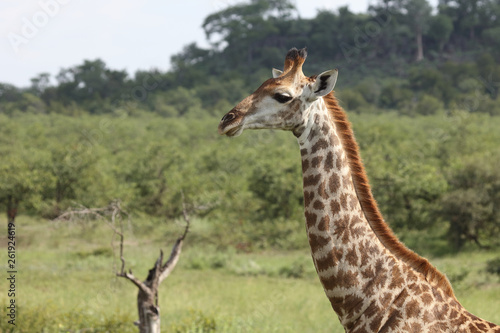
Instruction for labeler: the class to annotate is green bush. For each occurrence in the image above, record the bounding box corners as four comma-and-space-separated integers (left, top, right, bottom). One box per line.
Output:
378, 84, 413, 109
337, 89, 368, 112
75, 247, 114, 259
186, 249, 232, 270
169, 310, 217, 333
486, 258, 500, 277
279, 260, 306, 279
440, 155, 500, 250
414, 94, 443, 115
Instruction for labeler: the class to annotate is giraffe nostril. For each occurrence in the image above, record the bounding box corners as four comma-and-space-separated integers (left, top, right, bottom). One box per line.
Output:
221, 112, 237, 123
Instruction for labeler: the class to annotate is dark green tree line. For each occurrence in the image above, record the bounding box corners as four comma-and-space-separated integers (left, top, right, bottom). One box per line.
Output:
3, 0, 500, 116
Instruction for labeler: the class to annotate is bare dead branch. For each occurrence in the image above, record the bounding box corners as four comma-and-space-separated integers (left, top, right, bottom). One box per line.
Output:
109, 202, 128, 276
54, 201, 131, 276
54, 201, 128, 225
158, 195, 191, 283
54, 205, 106, 222
117, 271, 151, 295
159, 239, 183, 284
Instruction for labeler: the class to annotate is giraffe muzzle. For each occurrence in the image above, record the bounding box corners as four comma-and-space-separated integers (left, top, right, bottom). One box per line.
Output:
218, 110, 244, 136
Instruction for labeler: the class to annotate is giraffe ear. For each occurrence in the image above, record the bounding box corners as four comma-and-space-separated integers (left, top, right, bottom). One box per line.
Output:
272, 68, 283, 78
311, 69, 338, 97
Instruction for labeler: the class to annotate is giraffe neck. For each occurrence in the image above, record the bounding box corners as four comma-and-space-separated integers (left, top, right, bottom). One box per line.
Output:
295, 95, 500, 331
297, 97, 407, 327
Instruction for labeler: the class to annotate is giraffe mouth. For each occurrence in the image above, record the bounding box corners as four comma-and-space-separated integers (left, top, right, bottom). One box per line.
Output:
219, 123, 244, 137
218, 111, 245, 137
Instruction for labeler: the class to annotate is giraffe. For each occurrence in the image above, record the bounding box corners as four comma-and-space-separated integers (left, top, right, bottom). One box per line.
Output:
218, 48, 500, 332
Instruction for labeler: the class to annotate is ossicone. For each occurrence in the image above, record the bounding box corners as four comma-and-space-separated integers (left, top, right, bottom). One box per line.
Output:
283, 47, 308, 75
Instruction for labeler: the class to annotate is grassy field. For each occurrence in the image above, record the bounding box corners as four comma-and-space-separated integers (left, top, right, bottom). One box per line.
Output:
1, 215, 499, 332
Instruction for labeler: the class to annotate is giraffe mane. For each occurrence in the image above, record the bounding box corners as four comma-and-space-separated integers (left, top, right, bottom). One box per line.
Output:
322, 92, 457, 300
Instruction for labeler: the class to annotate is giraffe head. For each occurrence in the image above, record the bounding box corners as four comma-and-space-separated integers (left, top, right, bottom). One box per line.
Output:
218, 48, 338, 137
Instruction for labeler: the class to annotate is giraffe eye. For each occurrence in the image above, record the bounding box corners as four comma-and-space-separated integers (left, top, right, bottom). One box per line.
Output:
273, 93, 293, 103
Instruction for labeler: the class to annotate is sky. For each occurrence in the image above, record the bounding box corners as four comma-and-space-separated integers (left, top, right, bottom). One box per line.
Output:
0, 0, 430, 88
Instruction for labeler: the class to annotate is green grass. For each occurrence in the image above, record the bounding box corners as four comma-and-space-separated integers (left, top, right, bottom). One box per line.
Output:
1, 216, 499, 332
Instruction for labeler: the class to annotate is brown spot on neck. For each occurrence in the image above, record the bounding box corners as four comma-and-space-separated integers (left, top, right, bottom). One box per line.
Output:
311, 138, 328, 153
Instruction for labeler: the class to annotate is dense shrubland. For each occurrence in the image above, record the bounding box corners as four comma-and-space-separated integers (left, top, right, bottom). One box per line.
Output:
1, 110, 499, 251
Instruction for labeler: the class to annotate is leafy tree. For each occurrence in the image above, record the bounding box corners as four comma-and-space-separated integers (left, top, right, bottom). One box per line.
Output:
0, 83, 22, 102
413, 94, 443, 115
130, 144, 172, 215
475, 53, 500, 99
203, 0, 295, 46
171, 43, 210, 70
337, 89, 368, 112
152, 87, 203, 117
379, 83, 413, 109
0, 92, 46, 115
440, 156, 500, 250
55, 59, 129, 106
202, 0, 296, 70
169, 43, 213, 88
368, 0, 413, 60
30, 73, 51, 97
427, 14, 453, 53
248, 160, 302, 222
402, 0, 433, 61
0, 119, 53, 222
327, 6, 370, 64
408, 67, 454, 102
354, 77, 382, 104
308, 10, 340, 61
194, 77, 247, 111
438, 0, 492, 47
45, 145, 101, 216
0, 154, 52, 223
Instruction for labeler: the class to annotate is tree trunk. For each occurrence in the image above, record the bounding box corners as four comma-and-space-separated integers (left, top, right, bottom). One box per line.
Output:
137, 302, 160, 333
416, 27, 424, 62
136, 276, 161, 333
6, 195, 18, 224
